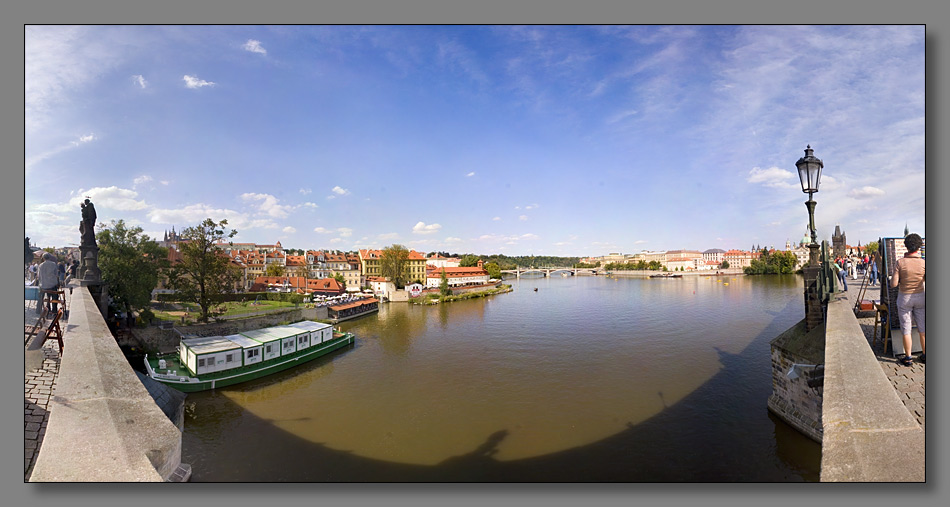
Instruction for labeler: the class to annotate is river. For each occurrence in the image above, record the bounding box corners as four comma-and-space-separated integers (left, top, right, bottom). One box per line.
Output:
181, 274, 821, 481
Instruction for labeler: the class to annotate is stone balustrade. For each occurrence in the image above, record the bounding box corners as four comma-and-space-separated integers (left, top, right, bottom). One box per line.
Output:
29, 283, 182, 482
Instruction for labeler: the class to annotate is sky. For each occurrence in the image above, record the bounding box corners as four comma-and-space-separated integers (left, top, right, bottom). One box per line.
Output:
25, 25, 925, 257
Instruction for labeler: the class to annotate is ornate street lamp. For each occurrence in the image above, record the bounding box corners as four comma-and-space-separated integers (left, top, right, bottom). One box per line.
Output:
796, 145, 823, 266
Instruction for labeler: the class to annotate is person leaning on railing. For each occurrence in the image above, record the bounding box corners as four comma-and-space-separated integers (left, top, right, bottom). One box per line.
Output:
890, 233, 925, 366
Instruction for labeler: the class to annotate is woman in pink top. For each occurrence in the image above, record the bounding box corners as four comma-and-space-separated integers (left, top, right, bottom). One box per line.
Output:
890, 233, 925, 366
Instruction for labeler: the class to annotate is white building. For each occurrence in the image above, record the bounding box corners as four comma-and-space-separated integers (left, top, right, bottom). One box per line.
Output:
425, 266, 490, 288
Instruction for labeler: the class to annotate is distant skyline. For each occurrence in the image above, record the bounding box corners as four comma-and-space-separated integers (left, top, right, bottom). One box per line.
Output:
25, 25, 925, 256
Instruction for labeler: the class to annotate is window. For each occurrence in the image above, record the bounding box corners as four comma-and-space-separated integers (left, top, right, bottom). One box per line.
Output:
266, 344, 274, 354
198, 358, 206, 367
226, 354, 234, 363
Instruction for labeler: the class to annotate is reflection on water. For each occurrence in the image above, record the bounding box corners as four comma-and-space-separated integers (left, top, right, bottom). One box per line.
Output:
182, 274, 820, 481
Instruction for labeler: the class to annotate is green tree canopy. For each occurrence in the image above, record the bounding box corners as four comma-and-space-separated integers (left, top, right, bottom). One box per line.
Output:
333, 272, 346, 290
483, 261, 502, 279
459, 254, 480, 267
165, 218, 240, 322
743, 250, 798, 275
380, 244, 410, 288
97, 219, 169, 317
265, 263, 286, 277
25, 237, 34, 265
439, 268, 451, 297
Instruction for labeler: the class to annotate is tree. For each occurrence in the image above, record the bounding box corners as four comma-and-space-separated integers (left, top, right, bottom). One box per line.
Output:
97, 220, 169, 322
380, 244, 410, 288
333, 273, 346, 290
265, 263, 286, 277
439, 268, 451, 297
165, 218, 240, 322
459, 254, 480, 267
721, 260, 730, 269
865, 241, 879, 258
484, 261, 502, 279
25, 237, 34, 266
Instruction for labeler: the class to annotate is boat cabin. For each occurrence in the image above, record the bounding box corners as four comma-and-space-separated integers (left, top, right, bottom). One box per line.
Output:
180, 335, 244, 376
240, 328, 284, 361
260, 326, 304, 355
271, 324, 314, 350
225, 333, 264, 367
287, 320, 334, 346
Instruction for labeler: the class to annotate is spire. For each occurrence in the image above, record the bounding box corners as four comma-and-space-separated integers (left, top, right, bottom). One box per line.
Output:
904, 223, 909, 237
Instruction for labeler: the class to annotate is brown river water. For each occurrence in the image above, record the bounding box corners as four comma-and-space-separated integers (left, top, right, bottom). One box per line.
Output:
180, 274, 821, 481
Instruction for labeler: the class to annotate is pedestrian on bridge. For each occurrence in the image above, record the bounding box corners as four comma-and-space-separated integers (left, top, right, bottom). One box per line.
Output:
890, 233, 925, 366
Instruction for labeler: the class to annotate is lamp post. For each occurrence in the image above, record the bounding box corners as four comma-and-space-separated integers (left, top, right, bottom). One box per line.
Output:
796, 145, 823, 266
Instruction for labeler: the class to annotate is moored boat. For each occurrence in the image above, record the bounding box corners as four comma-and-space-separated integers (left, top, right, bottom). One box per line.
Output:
144, 320, 354, 392
649, 273, 683, 278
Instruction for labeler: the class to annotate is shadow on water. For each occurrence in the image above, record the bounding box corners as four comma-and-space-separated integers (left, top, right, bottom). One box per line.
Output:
183, 295, 820, 482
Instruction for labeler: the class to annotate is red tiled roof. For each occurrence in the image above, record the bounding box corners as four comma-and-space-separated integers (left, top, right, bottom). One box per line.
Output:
329, 298, 378, 311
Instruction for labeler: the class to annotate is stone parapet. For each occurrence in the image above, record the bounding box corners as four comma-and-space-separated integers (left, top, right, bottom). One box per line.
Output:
29, 284, 182, 482
820, 293, 924, 482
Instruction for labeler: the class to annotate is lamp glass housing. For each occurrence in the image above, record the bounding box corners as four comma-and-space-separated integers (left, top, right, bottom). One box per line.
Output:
796, 145, 823, 194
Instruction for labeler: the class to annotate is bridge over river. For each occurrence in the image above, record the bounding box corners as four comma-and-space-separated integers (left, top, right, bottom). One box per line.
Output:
500, 267, 604, 278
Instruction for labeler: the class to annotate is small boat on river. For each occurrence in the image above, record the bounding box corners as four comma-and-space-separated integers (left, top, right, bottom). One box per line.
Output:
144, 320, 354, 392
649, 273, 683, 278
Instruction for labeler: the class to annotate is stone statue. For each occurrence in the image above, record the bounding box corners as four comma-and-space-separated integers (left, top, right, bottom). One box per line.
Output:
80, 198, 97, 247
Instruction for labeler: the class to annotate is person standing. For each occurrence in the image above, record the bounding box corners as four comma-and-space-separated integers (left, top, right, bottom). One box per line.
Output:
868, 252, 879, 286
890, 233, 925, 366
834, 258, 848, 292
36, 252, 60, 315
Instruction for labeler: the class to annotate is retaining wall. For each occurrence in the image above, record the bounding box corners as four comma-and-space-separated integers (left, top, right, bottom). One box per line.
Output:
133, 306, 325, 353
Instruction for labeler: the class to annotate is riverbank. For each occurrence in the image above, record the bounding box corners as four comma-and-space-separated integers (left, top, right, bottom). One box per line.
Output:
409, 284, 513, 305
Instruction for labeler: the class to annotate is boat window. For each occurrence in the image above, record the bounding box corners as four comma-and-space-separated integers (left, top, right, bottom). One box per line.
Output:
198, 358, 205, 367
266, 344, 274, 354
226, 354, 234, 363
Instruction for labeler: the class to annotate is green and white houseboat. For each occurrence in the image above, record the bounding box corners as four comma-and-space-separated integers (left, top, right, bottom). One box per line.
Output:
144, 320, 354, 392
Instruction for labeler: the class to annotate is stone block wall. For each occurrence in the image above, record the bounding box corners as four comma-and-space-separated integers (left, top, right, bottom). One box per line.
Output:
767, 346, 823, 442
132, 307, 326, 353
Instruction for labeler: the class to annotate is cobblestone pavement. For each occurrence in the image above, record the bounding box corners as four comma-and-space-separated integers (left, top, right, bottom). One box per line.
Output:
24, 339, 61, 479
24, 294, 64, 481
842, 277, 925, 429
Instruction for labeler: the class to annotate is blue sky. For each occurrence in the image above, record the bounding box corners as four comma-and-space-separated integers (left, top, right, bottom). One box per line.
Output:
25, 25, 925, 256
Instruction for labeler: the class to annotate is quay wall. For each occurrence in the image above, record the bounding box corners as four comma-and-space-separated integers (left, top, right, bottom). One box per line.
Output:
30, 283, 182, 482
133, 306, 326, 353
820, 293, 924, 481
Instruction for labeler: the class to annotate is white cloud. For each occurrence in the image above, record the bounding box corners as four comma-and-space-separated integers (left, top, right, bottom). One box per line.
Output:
445, 237, 462, 243
331, 186, 350, 196
466, 172, 475, 177
337, 227, 353, 237
132, 74, 147, 88
314, 227, 333, 234
299, 187, 312, 195
240, 192, 292, 218
282, 226, 296, 234
747, 166, 796, 189
634, 240, 649, 244
329, 238, 344, 244
520, 233, 539, 240
183, 75, 215, 89
148, 203, 242, 225
243, 39, 267, 55
848, 186, 885, 199
26, 133, 98, 171
519, 215, 528, 221
75, 186, 148, 211
132, 175, 152, 189
378, 232, 400, 240
302, 202, 319, 209
413, 221, 442, 234
525, 203, 539, 210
